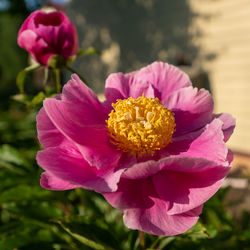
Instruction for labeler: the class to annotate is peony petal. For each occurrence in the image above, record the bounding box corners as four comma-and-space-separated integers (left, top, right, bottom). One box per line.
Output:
153, 159, 230, 215
36, 106, 74, 148
60, 23, 79, 57
123, 203, 202, 236
173, 119, 228, 165
17, 30, 37, 51
43, 97, 121, 169
118, 155, 230, 215
128, 81, 156, 99
105, 72, 156, 105
214, 113, 236, 142
104, 177, 155, 210
40, 172, 81, 190
105, 73, 130, 104
37, 147, 123, 192
133, 62, 192, 100
35, 22, 78, 58
18, 30, 54, 65
164, 86, 214, 135
62, 74, 109, 126
104, 176, 202, 236
34, 11, 67, 27
105, 62, 191, 105
123, 154, 229, 180
35, 25, 59, 49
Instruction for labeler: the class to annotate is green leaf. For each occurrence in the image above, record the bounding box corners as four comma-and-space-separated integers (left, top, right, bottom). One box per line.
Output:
184, 222, 210, 240
78, 47, 101, 57
0, 185, 52, 203
57, 220, 115, 250
4, 202, 64, 220
16, 63, 40, 93
29, 91, 46, 107
0, 222, 58, 250
11, 93, 32, 105
156, 236, 176, 249
0, 144, 31, 170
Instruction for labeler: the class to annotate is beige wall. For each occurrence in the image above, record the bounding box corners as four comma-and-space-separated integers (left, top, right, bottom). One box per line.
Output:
190, 0, 250, 154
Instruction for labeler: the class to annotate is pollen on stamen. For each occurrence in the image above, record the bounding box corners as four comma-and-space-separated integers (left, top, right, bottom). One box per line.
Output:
106, 95, 176, 157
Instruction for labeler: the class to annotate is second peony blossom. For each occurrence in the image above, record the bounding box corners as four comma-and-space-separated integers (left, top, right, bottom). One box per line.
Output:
18, 10, 79, 66
36, 62, 235, 236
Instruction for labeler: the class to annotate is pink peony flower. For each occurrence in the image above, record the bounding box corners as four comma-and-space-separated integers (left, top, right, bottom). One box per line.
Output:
18, 10, 79, 66
36, 62, 235, 236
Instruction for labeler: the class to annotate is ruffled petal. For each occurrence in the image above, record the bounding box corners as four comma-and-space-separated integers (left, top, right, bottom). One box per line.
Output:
104, 176, 202, 236
164, 86, 214, 135
43, 97, 121, 169
214, 113, 236, 142
152, 158, 230, 215
105, 62, 191, 105
40, 172, 80, 190
168, 119, 228, 165
123, 154, 229, 179
62, 74, 109, 126
105, 72, 156, 105
123, 204, 202, 236
36, 106, 73, 148
105, 73, 130, 103
104, 177, 155, 210
133, 62, 192, 100
37, 147, 123, 192
116, 155, 230, 215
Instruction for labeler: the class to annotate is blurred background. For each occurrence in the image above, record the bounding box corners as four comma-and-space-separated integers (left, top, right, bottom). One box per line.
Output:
0, 0, 250, 249
2, 0, 250, 166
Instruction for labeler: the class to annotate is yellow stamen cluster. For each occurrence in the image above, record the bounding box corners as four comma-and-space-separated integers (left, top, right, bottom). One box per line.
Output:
106, 95, 176, 157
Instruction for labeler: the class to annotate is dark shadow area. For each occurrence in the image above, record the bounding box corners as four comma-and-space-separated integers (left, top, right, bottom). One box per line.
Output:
0, 0, 41, 109
68, 0, 204, 93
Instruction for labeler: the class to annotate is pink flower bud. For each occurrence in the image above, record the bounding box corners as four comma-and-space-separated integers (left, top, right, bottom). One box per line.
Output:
18, 10, 79, 66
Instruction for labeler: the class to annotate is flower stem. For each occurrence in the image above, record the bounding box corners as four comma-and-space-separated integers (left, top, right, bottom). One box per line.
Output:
43, 67, 49, 86
139, 231, 145, 250
66, 65, 89, 86
53, 68, 61, 93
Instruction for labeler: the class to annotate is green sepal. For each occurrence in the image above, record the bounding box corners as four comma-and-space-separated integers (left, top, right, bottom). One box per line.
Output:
48, 55, 76, 69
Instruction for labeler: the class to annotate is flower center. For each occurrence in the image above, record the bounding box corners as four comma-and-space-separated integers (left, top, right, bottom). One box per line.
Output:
106, 95, 176, 156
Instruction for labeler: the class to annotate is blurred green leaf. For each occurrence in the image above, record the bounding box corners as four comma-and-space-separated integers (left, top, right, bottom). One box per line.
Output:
0, 144, 31, 169
0, 185, 51, 203
184, 222, 210, 240
0, 221, 60, 250
58, 220, 115, 250
29, 91, 46, 107
78, 47, 101, 57
16, 63, 40, 93
11, 93, 32, 104
157, 236, 176, 249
